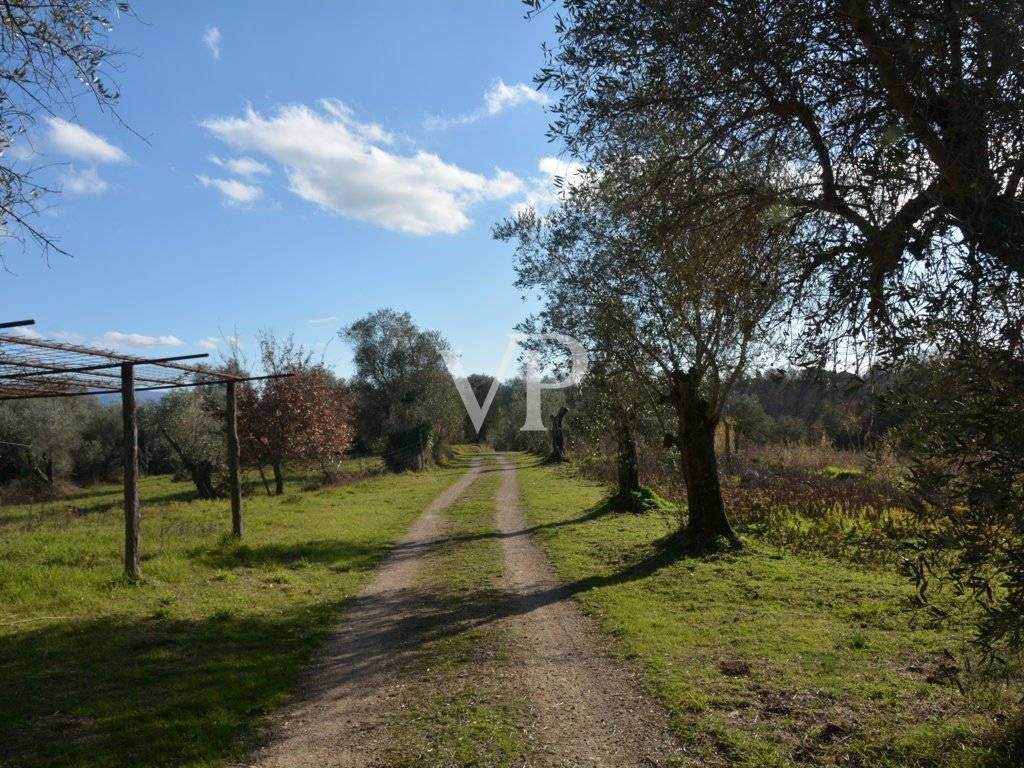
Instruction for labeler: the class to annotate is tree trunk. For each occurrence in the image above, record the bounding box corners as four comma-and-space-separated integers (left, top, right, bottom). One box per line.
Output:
28, 451, 50, 485
160, 428, 219, 500
668, 370, 736, 540
272, 461, 285, 495
614, 417, 640, 499
550, 405, 569, 462
257, 464, 273, 497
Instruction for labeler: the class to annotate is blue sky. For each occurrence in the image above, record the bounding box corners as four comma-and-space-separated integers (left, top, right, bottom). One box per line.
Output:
1, 2, 571, 376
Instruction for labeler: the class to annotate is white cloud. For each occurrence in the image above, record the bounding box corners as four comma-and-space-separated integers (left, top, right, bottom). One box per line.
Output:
203, 26, 222, 59
11, 326, 42, 339
426, 79, 548, 129
308, 316, 340, 325
59, 166, 108, 195
198, 335, 239, 350
102, 331, 185, 348
483, 80, 548, 115
197, 174, 263, 205
514, 156, 587, 214
202, 99, 523, 235
209, 155, 271, 177
46, 118, 127, 164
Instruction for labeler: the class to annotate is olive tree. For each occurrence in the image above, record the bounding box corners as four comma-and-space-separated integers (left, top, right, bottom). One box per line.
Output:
0, 397, 93, 484
342, 309, 463, 469
497, 164, 796, 540
568, 363, 647, 500
526, 0, 1024, 664
145, 390, 224, 499
530, 0, 1024, 325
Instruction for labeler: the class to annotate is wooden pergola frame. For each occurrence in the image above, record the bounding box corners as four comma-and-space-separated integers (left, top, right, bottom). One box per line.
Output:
0, 319, 291, 579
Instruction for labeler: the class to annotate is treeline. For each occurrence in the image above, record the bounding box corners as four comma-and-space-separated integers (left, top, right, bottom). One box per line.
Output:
0, 335, 355, 500
0, 310, 559, 497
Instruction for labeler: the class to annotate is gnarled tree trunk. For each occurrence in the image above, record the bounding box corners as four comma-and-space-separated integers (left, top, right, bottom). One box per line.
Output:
667, 370, 736, 540
160, 428, 220, 500
550, 405, 569, 462
614, 415, 640, 499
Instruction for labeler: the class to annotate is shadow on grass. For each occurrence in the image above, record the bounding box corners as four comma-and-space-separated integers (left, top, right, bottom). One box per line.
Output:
427, 493, 659, 550
0, 487, 205, 530
0, 607, 346, 768
194, 539, 391, 571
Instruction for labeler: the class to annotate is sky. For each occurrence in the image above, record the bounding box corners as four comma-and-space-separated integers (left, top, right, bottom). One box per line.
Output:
1, 1, 572, 377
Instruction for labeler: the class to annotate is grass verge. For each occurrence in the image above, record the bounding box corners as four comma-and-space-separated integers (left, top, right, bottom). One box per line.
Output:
0, 457, 468, 768
516, 457, 1019, 768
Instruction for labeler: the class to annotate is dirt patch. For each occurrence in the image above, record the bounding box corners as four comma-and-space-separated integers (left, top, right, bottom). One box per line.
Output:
492, 454, 685, 767
233, 460, 483, 768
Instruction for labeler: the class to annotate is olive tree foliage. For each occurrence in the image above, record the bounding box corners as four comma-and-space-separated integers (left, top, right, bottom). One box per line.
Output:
0, 397, 122, 487
893, 348, 1024, 664
485, 376, 567, 455
74, 399, 122, 483
342, 309, 463, 470
496, 165, 796, 540
528, 0, 1024, 347
567, 365, 647, 499
0, 397, 87, 483
143, 389, 225, 499
0, 1, 131, 262
883, 284, 1024, 662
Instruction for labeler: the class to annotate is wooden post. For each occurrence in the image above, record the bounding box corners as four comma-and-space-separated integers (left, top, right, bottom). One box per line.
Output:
226, 381, 243, 537
121, 363, 141, 580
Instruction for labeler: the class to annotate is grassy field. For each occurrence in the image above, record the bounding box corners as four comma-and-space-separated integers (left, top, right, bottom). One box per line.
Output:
4, 449, 1021, 768
0, 458, 460, 768
516, 457, 1020, 768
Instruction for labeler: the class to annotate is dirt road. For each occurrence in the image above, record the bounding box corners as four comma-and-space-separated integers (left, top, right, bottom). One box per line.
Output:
237, 454, 682, 767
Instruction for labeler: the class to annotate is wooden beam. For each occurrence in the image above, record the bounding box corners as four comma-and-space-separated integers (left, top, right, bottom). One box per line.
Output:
121, 363, 141, 580
0, 372, 294, 401
226, 381, 243, 538
0, 319, 35, 330
4, 352, 209, 380
0, 334, 220, 379
2, 356, 181, 385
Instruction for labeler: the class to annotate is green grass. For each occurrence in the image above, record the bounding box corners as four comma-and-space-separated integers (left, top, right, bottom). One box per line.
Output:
516, 458, 1020, 768
6, 448, 1020, 767
0, 457, 468, 768
819, 465, 865, 480
383, 455, 529, 767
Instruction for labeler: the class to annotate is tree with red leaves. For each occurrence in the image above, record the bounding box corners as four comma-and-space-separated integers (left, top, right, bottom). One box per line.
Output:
238, 333, 354, 494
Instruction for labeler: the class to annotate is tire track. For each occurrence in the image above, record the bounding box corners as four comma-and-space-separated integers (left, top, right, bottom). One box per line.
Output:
237, 458, 484, 768
494, 454, 684, 767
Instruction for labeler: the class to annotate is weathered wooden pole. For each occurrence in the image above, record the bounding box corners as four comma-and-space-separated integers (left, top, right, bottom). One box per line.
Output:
226, 381, 243, 537
121, 363, 141, 580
